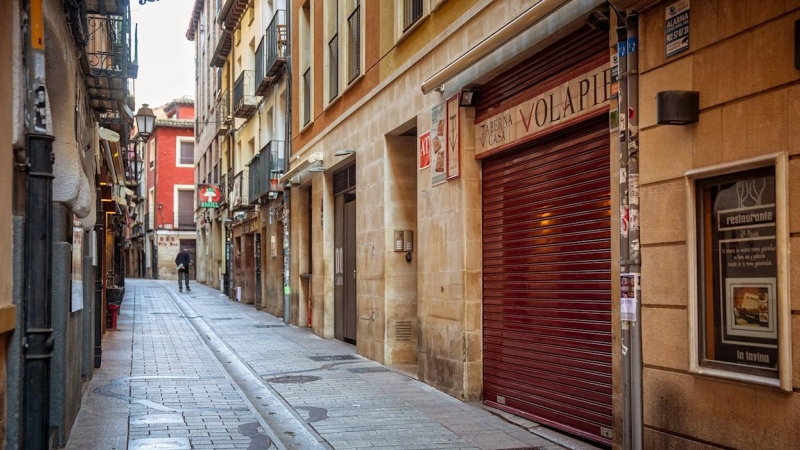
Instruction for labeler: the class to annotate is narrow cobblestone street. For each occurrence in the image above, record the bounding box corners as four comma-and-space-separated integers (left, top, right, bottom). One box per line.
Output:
64, 279, 598, 450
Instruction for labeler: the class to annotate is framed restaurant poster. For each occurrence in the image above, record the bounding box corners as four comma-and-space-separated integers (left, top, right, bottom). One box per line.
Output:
430, 103, 446, 186
446, 94, 460, 179
686, 153, 791, 390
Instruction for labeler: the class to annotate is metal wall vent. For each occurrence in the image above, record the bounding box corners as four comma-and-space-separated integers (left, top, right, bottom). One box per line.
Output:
395, 321, 412, 342
333, 163, 356, 196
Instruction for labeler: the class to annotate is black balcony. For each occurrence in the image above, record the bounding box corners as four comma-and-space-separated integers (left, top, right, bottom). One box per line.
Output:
84, 5, 138, 114
255, 10, 288, 96
247, 141, 285, 203
216, 89, 231, 135
177, 212, 196, 229
233, 70, 259, 119
229, 170, 252, 211
220, 172, 228, 208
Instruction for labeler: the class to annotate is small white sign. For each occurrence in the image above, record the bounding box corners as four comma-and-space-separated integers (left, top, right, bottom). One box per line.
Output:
621, 273, 640, 322
665, 0, 690, 57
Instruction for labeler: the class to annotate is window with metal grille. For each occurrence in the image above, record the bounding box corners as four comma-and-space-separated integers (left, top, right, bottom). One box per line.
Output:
303, 68, 312, 126
347, 1, 360, 83
179, 141, 194, 165
177, 190, 195, 227
403, 0, 423, 32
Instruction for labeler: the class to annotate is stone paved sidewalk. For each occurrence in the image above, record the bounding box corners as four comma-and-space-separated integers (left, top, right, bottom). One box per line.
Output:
66, 279, 601, 450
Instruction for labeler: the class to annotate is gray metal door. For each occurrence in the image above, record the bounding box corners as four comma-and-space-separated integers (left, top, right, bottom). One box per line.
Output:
343, 197, 357, 343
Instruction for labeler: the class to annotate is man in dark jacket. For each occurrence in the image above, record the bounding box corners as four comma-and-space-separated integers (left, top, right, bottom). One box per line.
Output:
175, 248, 191, 292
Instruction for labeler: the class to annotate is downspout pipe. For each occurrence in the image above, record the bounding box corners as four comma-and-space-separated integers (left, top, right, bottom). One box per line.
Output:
625, 13, 643, 450
615, 20, 632, 450
23, 132, 55, 450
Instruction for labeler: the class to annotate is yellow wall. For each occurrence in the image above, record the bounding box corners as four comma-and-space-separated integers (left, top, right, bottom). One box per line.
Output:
638, 2, 800, 448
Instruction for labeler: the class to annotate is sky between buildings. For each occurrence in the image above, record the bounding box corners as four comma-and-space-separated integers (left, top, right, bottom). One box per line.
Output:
131, 0, 196, 110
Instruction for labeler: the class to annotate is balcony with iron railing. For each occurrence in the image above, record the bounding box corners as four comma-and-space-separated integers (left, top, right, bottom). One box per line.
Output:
220, 172, 229, 208
229, 170, 251, 210
255, 10, 288, 96
85, 4, 138, 113
233, 70, 259, 119
177, 211, 196, 230
215, 89, 231, 135
247, 140, 286, 203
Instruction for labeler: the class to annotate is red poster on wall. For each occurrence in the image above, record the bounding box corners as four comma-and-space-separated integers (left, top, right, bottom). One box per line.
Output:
419, 131, 430, 170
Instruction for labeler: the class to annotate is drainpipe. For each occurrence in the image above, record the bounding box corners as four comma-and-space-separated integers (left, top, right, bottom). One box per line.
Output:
94, 188, 103, 368
21, 0, 55, 446
23, 132, 55, 450
616, 19, 632, 450
625, 13, 643, 450
282, 3, 292, 325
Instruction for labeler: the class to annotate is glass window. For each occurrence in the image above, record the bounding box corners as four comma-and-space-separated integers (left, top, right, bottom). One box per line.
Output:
180, 141, 194, 165
695, 166, 778, 379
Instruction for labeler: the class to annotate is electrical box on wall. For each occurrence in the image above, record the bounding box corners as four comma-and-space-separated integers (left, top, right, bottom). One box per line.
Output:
394, 230, 413, 252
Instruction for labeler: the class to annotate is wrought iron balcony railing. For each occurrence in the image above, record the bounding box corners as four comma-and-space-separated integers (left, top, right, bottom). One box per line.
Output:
220, 172, 228, 207
215, 89, 231, 135
229, 170, 250, 210
255, 10, 288, 96
85, 5, 138, 114
247, 140, 285, 203
177, 212, 196, 229
233, 70, 259, 119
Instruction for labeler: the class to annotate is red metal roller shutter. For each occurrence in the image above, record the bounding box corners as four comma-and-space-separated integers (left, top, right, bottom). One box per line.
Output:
482, 114, 611, 446
476, 26, 608, 123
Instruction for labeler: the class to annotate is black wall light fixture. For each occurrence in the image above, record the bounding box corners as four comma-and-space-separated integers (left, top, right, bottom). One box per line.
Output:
459, 89, 480, 107
656, 90, 699, 125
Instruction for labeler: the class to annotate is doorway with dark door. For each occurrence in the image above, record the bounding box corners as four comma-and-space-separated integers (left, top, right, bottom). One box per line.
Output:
334, 163, 357, 344
179, 239, 196, 279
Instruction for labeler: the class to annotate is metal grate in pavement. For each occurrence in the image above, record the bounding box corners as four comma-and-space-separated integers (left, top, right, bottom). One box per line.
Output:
254, 324, 285, 328
266, 375, 321, 384
347, 367, 391, 373
308, 354, 358, 362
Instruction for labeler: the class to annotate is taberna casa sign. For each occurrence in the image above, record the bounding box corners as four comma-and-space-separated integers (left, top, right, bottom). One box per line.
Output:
474, 63, 613, 157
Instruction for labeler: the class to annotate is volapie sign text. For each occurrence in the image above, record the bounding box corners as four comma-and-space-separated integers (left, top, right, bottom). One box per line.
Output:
474, 64, 612, 157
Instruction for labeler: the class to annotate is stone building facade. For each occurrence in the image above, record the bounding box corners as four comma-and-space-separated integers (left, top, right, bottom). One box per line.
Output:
632, 1, 800, 448
285, 0, 800, 448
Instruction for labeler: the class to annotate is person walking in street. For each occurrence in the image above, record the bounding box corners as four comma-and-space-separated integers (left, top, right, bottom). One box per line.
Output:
175, 247, 191, 292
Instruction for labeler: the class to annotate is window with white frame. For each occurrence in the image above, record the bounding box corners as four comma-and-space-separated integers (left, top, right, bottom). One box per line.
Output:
175, 186, 195, 228
686, 153, 792, 391
177, 138, 194, 166
149, 138, 155, 169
